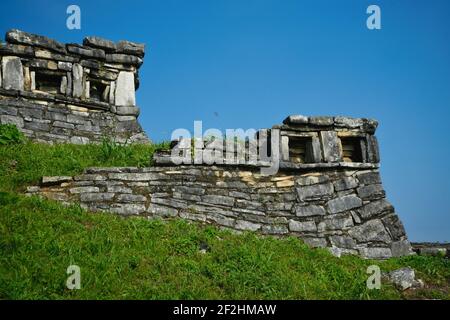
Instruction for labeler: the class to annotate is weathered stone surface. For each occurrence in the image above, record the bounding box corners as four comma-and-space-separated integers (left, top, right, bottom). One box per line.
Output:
328, 246, 358, 258
333, 177, 358, 192
296, 174, 329, 186
147, 203, 178, 217
41, 176, 72, 185
115, 71, 136, 106
6, 29, 66, 54
321, 214, 354, 230
381, 214, 407, 241
309, 116, 334, 126
235, 220, 261, 231
320, 131, 341, 162
356, 171, 381, 185
359, 199, 393, 219
80, 192, 114, 202
83, 36, 116, 51
294, 204, 326, 217
69, 186, 99, 194
329, 235, 356, 249
348, 220, 391, 243
367, 135, 380, 163
297, 182, 334, 201
116, 106, 139, 116
106, 53, 142, 66
334, 116, 364, 128
283, 114, 308, 125
391, 240, 413, 257
72, 63, 83, 98
110, 203, 146, 215
202, 195, 235, 207
327, 195, 362, 214
2, 56, 24, 90
0, 115, 24, 128
116, 40, 145, 57
67, 44, 106, 59
358, 247, 392, 259
289, 220, 316, 232
0, 30, 148, 145
116, 193, 147, 202
386, 267, 423, 290
302, 237, 327, 248
0, 43, 35, 57
262, 225, 289, 234
356, 184, 385, 200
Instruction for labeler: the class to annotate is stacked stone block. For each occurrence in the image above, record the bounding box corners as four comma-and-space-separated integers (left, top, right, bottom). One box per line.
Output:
0, 29, 149, 143
26, 115, 413, 259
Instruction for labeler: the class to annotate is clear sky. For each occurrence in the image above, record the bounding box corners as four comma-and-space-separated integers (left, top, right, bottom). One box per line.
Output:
1, 0, 449, 242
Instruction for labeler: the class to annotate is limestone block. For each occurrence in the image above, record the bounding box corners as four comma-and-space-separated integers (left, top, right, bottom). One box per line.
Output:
334, 176, 358, 191
72, 63, 83, 98
281, 135, 289, 161
6, 29, 66, 53
111, 203, 146, 215
0, 115, 24, 128
358, 199, 393, 219
116, 194, 147, 203
30, 71, 35, 90
83, 36, 116, 51
294, 204, 326, 217
296, 182, 334, 201
348, 220, 391, 243
367, 135, 380, 163
327, 195, 362, 214
289, 220, 316, 232
356, 184, 385, 200
235, 220, 261, 231
115, 71, 135, 107
357, 171, 381, 185
116, 40, 145, 57
329, 235, 356, 249
358, 247, 392, 259
391, 240, 413, 257
109, 80, 115, 105
321, 214, 354, 230
320, 131, 341, 162
60, 76, 67, 95
80, 192, 115, 202
310, 136, 323, 162
309, 116, 334, 126
2, 56, 24, 90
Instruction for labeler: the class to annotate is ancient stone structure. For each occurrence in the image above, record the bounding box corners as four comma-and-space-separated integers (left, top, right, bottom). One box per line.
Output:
26, 114, 413, 259
0, 29, 148, 144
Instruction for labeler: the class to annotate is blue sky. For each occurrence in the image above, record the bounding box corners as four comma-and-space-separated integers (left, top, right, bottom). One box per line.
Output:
1, 0, 449, 242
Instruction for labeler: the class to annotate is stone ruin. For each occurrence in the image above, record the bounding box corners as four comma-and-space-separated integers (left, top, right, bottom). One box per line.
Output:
1, 30, 413, 259
0, 29, 148, 144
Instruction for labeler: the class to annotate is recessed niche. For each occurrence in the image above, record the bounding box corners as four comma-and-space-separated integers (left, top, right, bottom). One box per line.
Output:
89, 79, 108, 102
34, 71, 62, 94
289, 136, 313, 163
340, 137, 364, 162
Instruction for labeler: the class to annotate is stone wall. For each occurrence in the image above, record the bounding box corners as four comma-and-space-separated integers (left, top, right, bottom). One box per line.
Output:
27, 165, 411, 259
0, 29, 149, 143
25, 114, 413, 259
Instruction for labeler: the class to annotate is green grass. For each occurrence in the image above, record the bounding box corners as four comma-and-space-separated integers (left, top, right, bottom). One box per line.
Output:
0, 139, 448, 299
0, 139, 169, 192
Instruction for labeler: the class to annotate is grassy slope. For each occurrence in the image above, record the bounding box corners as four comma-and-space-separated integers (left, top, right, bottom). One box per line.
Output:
0, 142, 449, 300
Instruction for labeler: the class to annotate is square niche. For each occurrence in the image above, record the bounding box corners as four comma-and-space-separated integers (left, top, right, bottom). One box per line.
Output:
340, 137, 364, 162
288, 136, 314, 163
